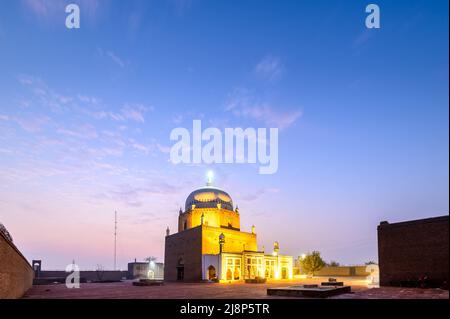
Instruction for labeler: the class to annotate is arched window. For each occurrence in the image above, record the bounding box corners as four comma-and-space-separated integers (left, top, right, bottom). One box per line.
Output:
226, 269, 232, 280
184, 220, 187, 230
234, 267, 240, 280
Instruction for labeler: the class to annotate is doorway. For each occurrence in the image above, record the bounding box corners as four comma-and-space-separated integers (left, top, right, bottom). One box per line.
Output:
281, 267, 288, 279
208, 265, 216, 280
177, 267, 184, 281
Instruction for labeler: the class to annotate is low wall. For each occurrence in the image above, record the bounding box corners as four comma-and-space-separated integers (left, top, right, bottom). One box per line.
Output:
37, 270, 128, 282
315, 266, 369, 277
0, 231, 34, 299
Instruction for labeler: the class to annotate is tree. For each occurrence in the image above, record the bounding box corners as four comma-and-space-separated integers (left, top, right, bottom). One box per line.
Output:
300, 251, 325, 276
365, 261, 377, 265
145, 256, 158, 280
95, 264, 105, 281
145, 256, 157, 263
327, 261, 340, 267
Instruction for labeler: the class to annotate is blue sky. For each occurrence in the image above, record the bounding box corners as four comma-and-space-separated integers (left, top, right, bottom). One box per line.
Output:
0, 0, 448, 269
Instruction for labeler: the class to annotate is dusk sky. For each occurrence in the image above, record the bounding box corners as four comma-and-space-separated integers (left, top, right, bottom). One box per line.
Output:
0, 0, 448, 270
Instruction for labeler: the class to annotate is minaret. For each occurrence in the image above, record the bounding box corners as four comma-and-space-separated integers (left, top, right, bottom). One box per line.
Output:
219, 233, 225, 253
273, 241, 280, 256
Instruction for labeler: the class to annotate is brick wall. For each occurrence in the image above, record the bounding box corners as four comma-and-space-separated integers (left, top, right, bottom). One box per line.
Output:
164, 226, 203, 281
0, 231, 34, 299
377, 215, 449, 287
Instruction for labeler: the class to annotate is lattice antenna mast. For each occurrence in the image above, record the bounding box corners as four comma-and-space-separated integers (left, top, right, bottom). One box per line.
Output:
114, 211, 117, 270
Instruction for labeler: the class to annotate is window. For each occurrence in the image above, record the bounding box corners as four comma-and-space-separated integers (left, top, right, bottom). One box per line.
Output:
226, 269, 232, 280
225, 257, 241, 281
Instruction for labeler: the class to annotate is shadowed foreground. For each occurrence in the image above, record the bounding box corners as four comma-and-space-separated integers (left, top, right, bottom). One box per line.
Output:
23, 277, 449, 299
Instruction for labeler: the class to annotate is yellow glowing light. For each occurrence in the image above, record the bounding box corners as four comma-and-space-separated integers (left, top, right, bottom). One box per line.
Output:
194, 192, 231, 202
274, 270, 281, 279
300, 253, 306, 259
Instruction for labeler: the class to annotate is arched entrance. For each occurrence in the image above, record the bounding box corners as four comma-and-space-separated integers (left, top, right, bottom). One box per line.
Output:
281, 267, 288, 279
177, 257, 185, 281
207, 265, 216, 280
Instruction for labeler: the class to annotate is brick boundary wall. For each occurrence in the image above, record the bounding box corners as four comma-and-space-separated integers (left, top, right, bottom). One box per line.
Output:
0, 231, 34, 299
377, 215, 449, 288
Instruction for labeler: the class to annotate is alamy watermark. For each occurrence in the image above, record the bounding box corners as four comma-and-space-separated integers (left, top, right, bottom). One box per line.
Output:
170, 120, 278, 174
64, 3, 379, 30
365, 4, 381, 29
65, 4, 80, 29
65, 263, 80, 288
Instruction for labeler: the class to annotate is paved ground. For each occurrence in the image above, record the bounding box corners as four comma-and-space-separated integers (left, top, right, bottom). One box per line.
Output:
23, 277, 449, 299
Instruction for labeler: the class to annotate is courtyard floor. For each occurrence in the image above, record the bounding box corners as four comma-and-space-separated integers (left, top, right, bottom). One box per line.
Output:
23, 277, 449, 299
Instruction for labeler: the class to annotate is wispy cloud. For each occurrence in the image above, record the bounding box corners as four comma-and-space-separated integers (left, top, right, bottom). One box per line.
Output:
14, 115, 51, 133
17, 74, 73, 112
352, 29, 376, 55
354, 30, 372, 47
57, 123, 98, 140
254, 56, 283, 81
171, 0, 193, 16
77, 94, 101, 105
156, 143, 171, 154
8, 74, 160, 169
96, 48, 128, 68
94, 182, 180, 207
106, 51, 126, 68
237, 187, 280, 202
172, 114, 183, 125
17, 75, 153, 124
225, 88, 302, 129
88, 103, 151, 123
23, 0, 52, 16
121, 104, 148, 122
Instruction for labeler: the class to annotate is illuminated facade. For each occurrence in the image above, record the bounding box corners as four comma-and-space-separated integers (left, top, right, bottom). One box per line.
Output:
164, 180, 293, 282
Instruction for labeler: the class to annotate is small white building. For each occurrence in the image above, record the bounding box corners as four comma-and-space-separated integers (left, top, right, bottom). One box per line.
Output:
201, 250, 293, 282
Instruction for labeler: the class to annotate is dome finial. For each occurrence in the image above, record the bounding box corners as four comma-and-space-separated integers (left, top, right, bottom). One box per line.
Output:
206, 170, 214, 186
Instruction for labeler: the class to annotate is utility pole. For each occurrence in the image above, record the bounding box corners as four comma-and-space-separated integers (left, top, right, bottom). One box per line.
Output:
114, 211, 117, 271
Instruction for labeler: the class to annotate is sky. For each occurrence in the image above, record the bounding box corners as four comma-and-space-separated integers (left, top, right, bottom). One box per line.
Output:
0, 0, 448, 270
